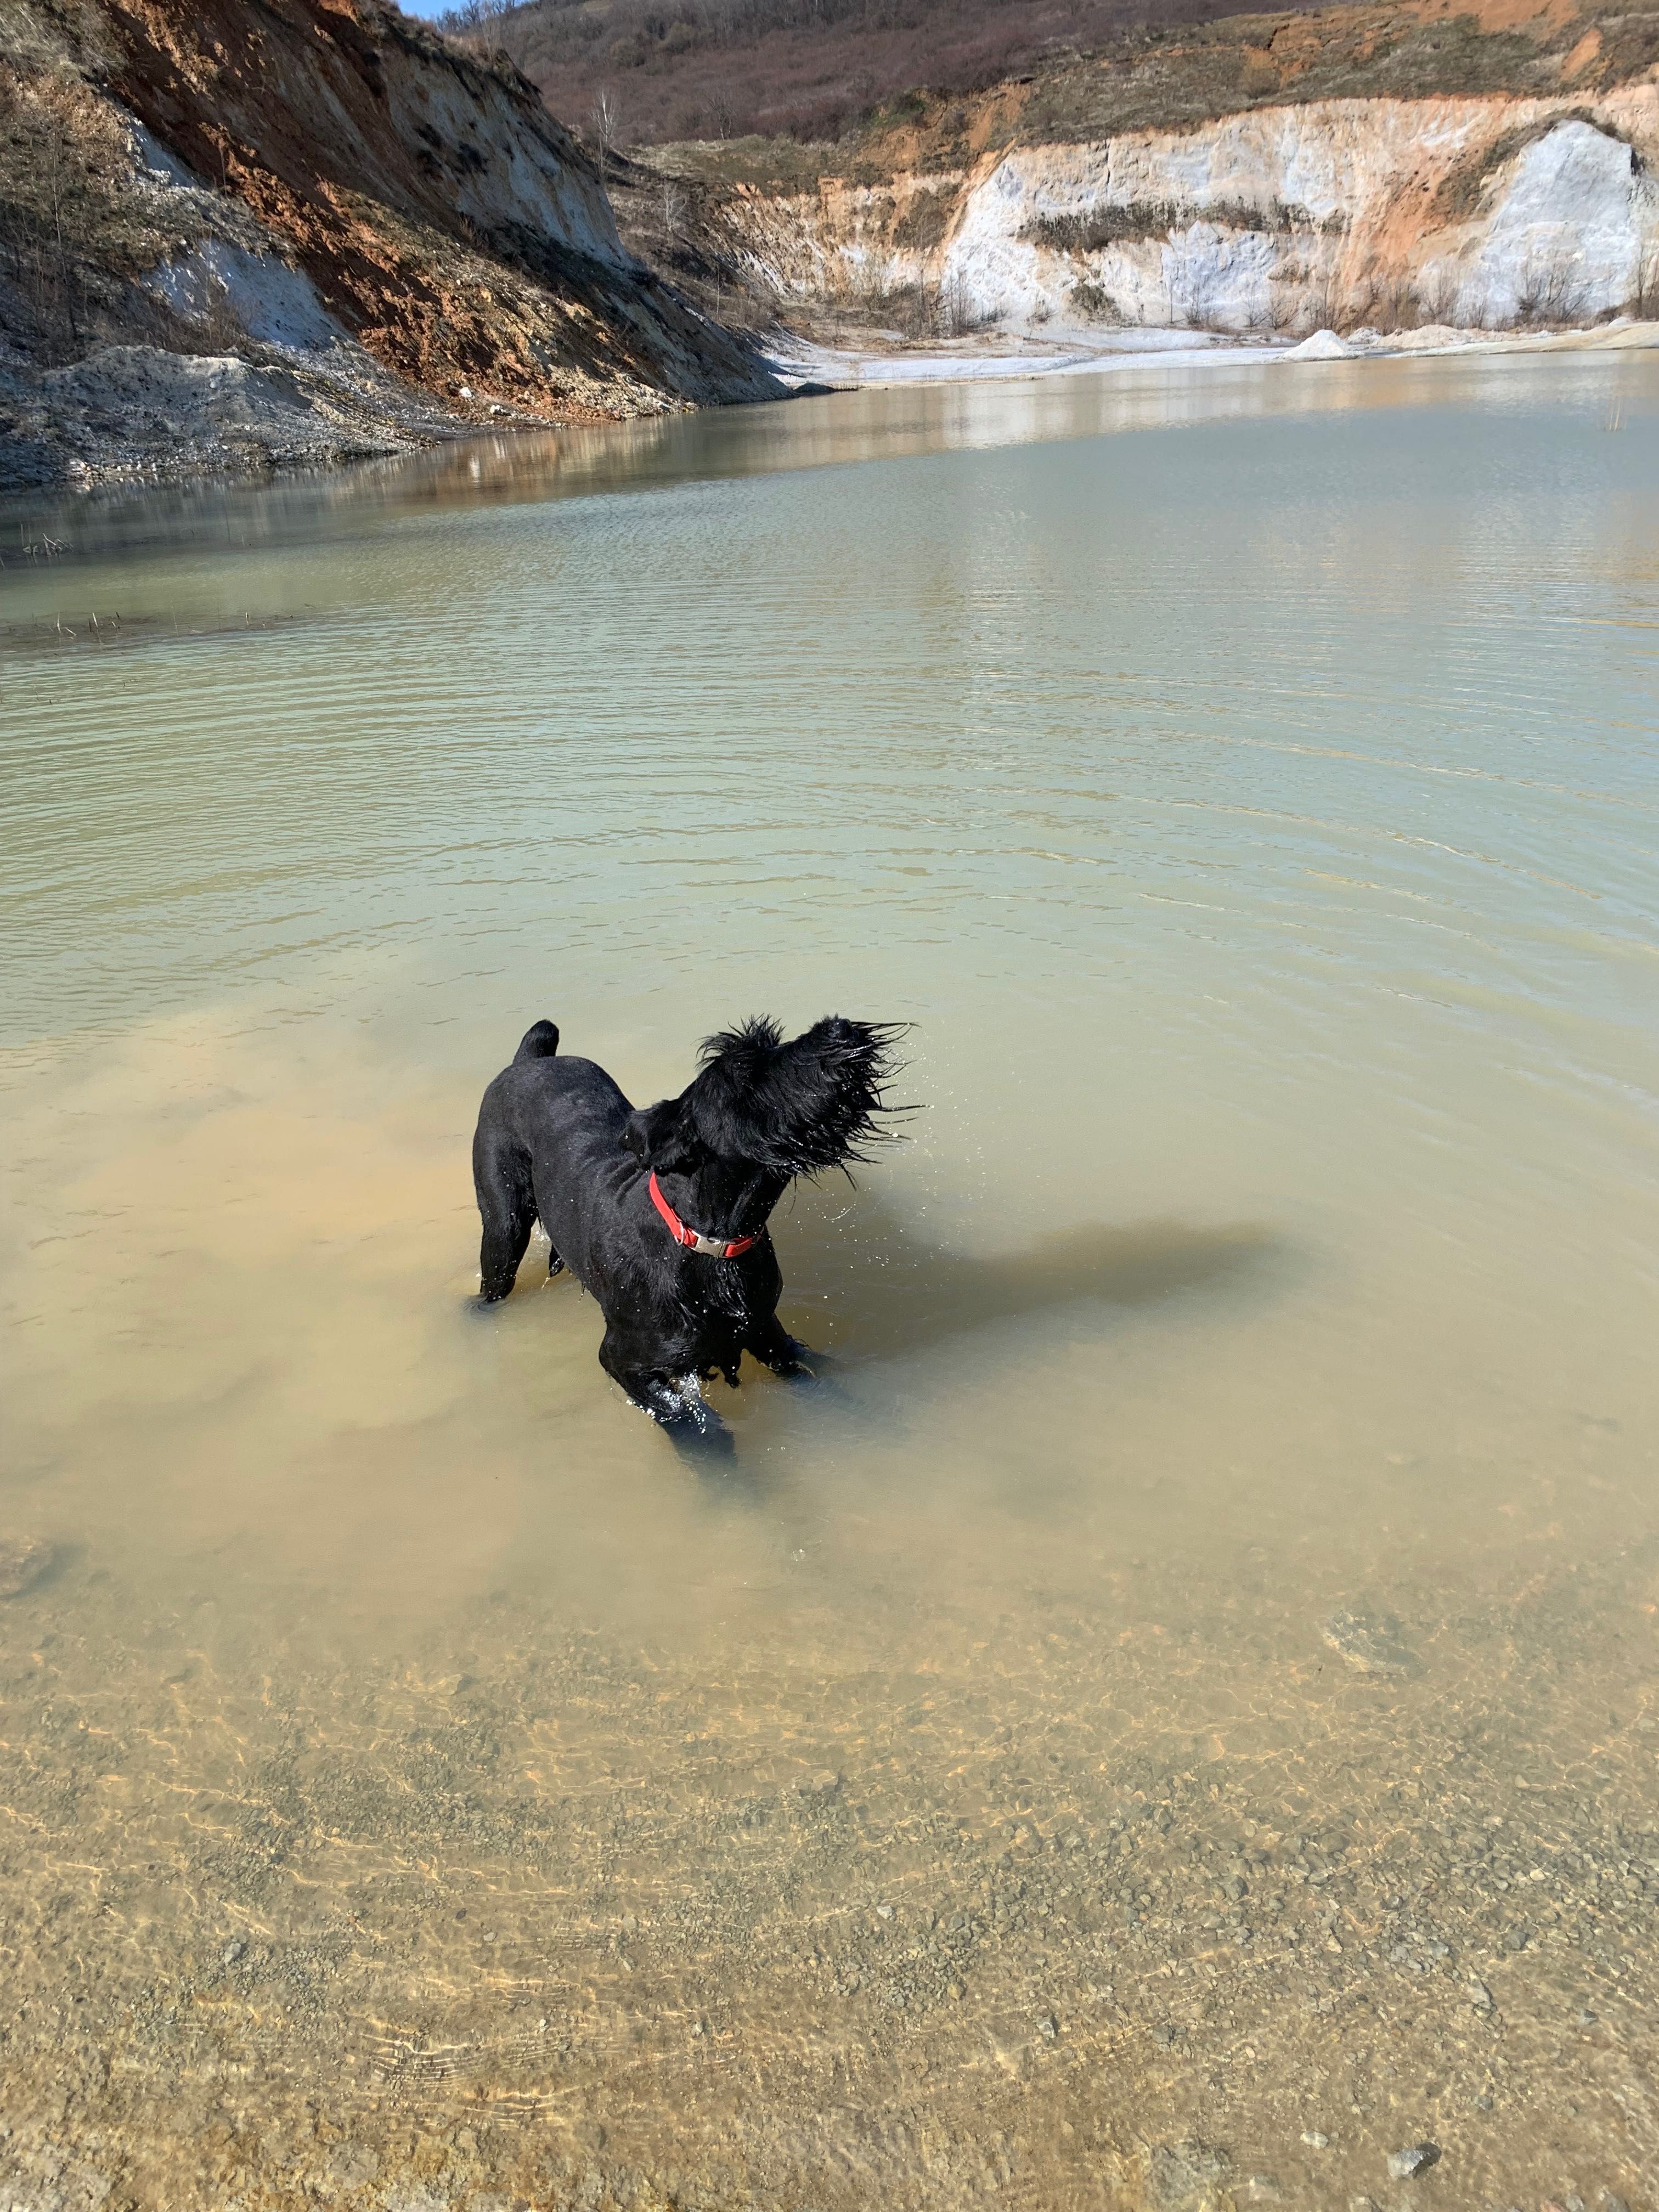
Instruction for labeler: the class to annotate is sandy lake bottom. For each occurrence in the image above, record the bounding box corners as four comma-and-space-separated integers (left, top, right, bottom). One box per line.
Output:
2, 352, 1659, 2210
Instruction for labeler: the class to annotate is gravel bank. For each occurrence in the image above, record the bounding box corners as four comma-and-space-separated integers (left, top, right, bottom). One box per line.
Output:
0, 1531, 1653, 2208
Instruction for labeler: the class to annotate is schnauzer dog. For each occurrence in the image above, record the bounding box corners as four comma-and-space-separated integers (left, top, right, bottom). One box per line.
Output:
472, 1015, 902, 1444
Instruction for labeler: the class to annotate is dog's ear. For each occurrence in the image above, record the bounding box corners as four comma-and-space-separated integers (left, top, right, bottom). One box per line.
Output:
690, 1015, 906, 1176
622, 1097, 701, 1174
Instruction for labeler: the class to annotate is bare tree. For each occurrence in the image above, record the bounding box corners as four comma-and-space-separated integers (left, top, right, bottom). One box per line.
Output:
661, 180, 686, 242
21, 93, 87, 356
940, 267, 980, 337
440, 0, 513, 27
591, 87, 620, 185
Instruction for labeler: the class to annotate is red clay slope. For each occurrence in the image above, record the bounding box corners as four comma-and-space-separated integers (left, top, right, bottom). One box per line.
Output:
98, 0, 775, 414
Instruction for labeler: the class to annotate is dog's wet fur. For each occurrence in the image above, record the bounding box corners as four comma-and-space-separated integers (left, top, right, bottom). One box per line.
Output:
472, 1016, 902, 1450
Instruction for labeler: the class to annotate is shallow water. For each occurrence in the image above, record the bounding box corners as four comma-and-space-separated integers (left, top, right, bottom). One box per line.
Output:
2, 352, 1658, 2210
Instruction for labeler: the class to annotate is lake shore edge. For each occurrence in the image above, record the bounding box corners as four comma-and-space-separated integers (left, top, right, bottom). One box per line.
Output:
10, 315, 1656, 511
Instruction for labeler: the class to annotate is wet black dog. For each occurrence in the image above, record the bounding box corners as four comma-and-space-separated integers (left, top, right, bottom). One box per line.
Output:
472, 1015, 902, 1446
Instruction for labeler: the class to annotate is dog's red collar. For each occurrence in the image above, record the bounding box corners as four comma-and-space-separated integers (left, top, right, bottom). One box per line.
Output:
648, 1171, 758, 1260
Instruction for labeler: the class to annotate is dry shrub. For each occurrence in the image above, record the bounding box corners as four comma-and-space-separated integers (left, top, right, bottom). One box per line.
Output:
1069, 273, 1121, 320
1028, 198, 1344, 251
0, 52, 184, 362
891, 184, 953, 252
0, 0, 117, 73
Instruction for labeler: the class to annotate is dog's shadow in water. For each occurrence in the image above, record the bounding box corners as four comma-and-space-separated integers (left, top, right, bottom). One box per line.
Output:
692, 1187, 1283, 1480
777, 1188, 1278, 1362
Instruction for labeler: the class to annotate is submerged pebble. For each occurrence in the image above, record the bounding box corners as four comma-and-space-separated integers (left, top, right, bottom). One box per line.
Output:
1142, 2140, 1231, 2210
0, 1538, 55, 1599
1386, 2143, 1441, 2180
1323, 1610, 1423, 1676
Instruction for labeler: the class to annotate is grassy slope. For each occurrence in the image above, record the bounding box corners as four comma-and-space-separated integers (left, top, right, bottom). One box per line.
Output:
467, 0, 1658, 182
470, 0, 1346, 145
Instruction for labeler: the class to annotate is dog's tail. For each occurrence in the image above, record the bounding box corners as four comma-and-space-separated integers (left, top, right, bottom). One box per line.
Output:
514, 1019, 561, 1064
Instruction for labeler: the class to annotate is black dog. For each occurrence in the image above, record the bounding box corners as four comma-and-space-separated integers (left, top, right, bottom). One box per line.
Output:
472, 1015, 902, 1444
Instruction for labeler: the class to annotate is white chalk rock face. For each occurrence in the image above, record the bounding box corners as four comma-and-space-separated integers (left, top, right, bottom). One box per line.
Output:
936, 101, 1502, 328
742, 89, 1659, 338
147, 242, 349, 353
1454, 121, 1657, 325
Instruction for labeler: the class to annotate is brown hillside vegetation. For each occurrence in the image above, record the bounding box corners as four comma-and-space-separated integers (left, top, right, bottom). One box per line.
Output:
456, 0, 1659, 156
643, 0, 1659, 184
445, 0, 1360, 145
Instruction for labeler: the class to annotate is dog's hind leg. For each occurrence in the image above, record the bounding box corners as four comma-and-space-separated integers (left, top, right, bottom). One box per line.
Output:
473, 1130, 537, 1302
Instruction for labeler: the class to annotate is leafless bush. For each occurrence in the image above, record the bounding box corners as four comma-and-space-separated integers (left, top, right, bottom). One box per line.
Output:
1028, 199, 1343, 252
1070, 274, 1122, 323
1414, 264, 1462, 326
1295, 270, 1345, 334
851, 269, 932, 336
939, 266, 989, 335
1169, 255, 1231, 331
830, 264, 994, 338
0, 63, 132, 359
191, 276, 250, 356
1630, 241, 1659, 320
1349, 269, 1430, 335
1515, 250, 1589, 326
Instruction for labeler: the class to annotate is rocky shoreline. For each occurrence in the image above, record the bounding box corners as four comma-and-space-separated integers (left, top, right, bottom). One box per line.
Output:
0, 338, 478, 494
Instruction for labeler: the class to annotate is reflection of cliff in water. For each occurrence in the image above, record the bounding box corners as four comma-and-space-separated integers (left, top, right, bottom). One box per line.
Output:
9, 346, 1602, 577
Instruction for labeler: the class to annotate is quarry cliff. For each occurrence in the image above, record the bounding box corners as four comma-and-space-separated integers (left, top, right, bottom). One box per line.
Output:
641, 0, 1659, 342
0, 0, 779, 490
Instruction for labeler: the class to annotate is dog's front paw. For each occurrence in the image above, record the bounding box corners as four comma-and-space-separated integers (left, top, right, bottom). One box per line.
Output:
659, 1373, 717, 1427
636, 1375, 735, 1461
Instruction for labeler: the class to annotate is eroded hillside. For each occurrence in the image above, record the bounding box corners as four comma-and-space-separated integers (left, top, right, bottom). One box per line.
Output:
0, 0, 778, 490
627, 0, 1659, 340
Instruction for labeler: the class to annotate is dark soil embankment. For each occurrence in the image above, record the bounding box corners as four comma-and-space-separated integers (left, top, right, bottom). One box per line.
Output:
0, 0, 780, 490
